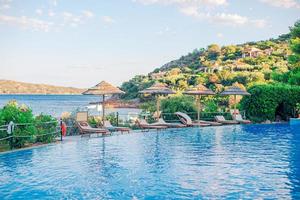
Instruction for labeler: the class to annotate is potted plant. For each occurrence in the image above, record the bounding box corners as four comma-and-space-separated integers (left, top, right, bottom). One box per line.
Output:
296, 103, 300, 118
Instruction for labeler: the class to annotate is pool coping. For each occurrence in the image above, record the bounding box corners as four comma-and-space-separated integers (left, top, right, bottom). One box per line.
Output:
0, 129, 157, 155
0, 122, 289, 155
0, 142, 59, 155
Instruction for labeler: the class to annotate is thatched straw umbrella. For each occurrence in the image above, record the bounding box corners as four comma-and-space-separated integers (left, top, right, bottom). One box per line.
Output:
183, 84, 215, 121
220, 85, 250, 119
83, 81, 125, 125
139, 82, 175, 120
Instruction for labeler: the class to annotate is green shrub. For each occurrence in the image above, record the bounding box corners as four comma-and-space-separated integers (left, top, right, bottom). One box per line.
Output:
88, 116, 102, 127
106, 113, 119, 126
0, 101, 59, 149
288, 70, 300, 85
35, 114, 58, 143
0, 101, 35, 124
140, 101, 156, 113
240, 84, 300, 122
203, 99, 219, 112
161, 96, 196, 120
0, 101, 36, 148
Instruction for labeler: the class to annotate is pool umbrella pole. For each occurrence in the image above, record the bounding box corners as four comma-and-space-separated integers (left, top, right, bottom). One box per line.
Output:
83, 81, 125, 125
140, 83, 175, 121
183, 84, 215, 122
196, 95, 201, 121
220, 85, 250, 119
234, 94, 237, 117
102, 94, 105, 123
156, 95, 160, 119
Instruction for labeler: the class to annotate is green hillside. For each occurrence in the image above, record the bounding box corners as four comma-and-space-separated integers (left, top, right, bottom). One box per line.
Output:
120, 29, 297, 100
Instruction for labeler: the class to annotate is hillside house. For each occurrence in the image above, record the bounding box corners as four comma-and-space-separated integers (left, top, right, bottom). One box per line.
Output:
242, 47, 263, 58
242, 47, 273, 58
150, 71, 166, 79
263, 48, 273, 56
197, 65, 223, 73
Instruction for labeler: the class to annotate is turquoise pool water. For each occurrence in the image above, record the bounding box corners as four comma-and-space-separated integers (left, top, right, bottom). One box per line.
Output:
0, 124, 300, 199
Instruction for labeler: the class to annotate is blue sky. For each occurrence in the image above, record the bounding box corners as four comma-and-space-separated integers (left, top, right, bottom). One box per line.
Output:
0, 0, 299, 88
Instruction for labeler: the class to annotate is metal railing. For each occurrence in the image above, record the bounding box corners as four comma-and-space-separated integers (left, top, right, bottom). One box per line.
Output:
0, 120, 62, 151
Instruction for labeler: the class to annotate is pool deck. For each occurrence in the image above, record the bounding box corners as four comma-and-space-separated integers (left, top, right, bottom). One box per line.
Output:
0, 122, 292, 155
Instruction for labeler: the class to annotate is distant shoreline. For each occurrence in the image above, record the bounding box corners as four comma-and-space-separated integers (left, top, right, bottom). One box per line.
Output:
0, 93, 83, 95
0, 80, 85, 95
0, 94, 140, 109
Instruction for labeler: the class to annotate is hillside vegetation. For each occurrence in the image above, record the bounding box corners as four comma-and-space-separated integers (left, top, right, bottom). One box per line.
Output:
0, 80, 84, 94
121, 20, 300, 122
121, 31, 296, 100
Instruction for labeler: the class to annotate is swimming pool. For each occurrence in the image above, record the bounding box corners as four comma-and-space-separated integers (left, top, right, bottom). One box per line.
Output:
0, 124, 299, 199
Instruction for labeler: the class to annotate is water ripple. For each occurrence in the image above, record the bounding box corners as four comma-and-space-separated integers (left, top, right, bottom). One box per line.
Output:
0, 124, 300, 199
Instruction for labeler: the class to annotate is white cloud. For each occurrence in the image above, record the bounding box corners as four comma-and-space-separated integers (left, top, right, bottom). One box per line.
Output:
101, 16, 115, 24
62, 11, 73, 18
70, 22, 78, 27
0, 14, 53, 32
0, 0, 12, 10
133, 0, 227, 7
134, 0, 266, 28
82, 10, 94, 18
179, 8, 267, 27
60, 11, 95, 28
211, 13, 248, 25
0, 4, 95, 32
216, 32, 223, 38
251, 19, 267, 28
48, 10, 55, 17
134, 0, 266, 27
36, 9, 43, 15
0, 4, 10, 9
179, 6, 201, 17
156, 26, 176, 35
212, 13, 267, 27
51, 0, 57, 6
202, 0, 226, 6
260, 0, 300, 9
62, 12, 80, 24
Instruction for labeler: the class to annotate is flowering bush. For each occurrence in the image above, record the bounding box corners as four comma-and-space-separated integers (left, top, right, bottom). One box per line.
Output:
0, 101, 36, 148
0, 101, 59, 149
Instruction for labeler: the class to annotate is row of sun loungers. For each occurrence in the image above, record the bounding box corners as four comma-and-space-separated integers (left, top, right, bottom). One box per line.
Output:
75, 111, 251, 136
76, 112, 131, 136
136, 111, 251, 131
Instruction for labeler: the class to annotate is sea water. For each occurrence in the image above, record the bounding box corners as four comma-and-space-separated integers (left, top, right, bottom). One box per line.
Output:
0, 95, 141, 119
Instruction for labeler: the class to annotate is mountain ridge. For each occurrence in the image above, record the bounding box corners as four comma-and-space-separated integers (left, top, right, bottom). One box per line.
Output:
0, 80, 85, 94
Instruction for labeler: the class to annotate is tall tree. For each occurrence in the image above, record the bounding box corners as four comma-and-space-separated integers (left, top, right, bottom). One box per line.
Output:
207, 44, 221, 61
289, 20, 300, 68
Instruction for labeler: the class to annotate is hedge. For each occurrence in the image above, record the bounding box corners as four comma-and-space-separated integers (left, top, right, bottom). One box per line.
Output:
240, 84, 300, 122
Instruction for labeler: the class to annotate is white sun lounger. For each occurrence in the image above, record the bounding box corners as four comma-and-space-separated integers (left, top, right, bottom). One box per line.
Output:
175, 112, 211, 127
215, 115, 239, 125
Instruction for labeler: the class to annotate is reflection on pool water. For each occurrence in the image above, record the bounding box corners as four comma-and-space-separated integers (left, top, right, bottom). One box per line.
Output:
0, 124, 300, 199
